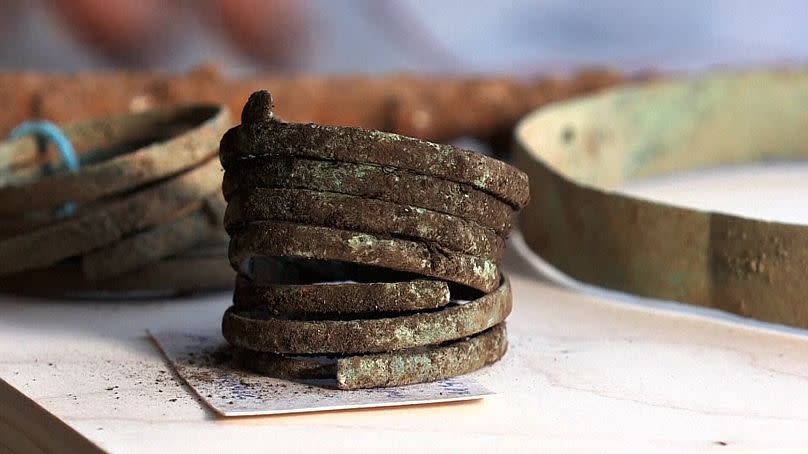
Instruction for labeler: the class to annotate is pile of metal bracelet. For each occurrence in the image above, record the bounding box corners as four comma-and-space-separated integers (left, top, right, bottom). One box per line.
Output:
0, 105, 232, 297
220, 91, 530, 389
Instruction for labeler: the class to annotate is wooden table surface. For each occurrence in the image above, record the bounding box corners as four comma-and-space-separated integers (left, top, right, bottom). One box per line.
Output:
3, 162, 808, 453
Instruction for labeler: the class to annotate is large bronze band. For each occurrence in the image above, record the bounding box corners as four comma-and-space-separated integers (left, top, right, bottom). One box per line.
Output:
516, 70, 808, 328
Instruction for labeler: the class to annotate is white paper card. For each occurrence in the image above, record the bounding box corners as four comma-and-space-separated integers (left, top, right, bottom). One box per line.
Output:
149, 330, 494, 417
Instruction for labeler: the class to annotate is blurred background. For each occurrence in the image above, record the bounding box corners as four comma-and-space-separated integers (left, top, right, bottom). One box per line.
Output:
2, 0, 808, 75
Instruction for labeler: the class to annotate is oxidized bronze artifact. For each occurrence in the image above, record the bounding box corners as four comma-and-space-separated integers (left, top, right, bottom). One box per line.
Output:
0, 105, 232, 296
515, 70, 808, 329
220, 91, 530, 389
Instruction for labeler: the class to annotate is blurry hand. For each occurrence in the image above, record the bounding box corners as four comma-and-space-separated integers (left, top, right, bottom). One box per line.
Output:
50, 0, 310, 67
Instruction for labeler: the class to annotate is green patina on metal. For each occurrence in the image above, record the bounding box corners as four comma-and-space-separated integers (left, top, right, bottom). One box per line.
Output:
222, 156, 516, 234
221, 277, 511, 355
229, 221, 502, 293
335, 324, 508, 390
219, 99, 530, 208
223, 187, 505, 261
515, 70, 808, 328
219, 91, 528, 388
234, 323, 507, 390
233, 276, 451, 316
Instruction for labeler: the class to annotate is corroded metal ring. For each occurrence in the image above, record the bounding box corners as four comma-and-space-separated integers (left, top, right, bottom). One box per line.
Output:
224, 187, 505, 260
0, 252, 231, 297
0, 158, 221, 276
219, 96, 530, 207
82, 195, 225, 280
222, 156, 515, 234
219, 91, 528, 388
0, 106, 232, 297
222, 277, 511, 354
233, 275, 451, 316
515, 70, 808, 329
228, 221, 501, 293
235, 323, 509, 390
0, 105, 228, 216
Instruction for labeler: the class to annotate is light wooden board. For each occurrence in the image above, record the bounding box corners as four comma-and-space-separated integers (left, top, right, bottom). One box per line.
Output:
2, 162, 808, 453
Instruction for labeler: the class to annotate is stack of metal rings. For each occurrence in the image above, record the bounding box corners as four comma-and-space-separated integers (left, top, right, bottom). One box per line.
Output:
220, 91, 530, 389
0, 105, 233, 297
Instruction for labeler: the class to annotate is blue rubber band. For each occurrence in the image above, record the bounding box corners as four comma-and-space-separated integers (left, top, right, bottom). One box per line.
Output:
10, 121, 80, 171
9, 121, 79, 215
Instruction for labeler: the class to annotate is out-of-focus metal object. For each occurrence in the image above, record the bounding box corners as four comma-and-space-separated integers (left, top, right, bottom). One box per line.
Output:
515, 70, 808, 328
0, 68, 626, 148
0, 105, 232, 297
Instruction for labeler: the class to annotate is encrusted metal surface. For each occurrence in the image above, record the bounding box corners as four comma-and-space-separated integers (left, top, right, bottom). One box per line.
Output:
222, 277, 511, 354
222, 156, 515, 234
515, 70, 808, 329
233, 276, 451, 316
0, 105, 228, 216
224, 187, 505, 260
0, 105, 232, 296
220, 94, 530, 207
236, 323, 508, 390
219, 91, 529, 388
0, 158, 221, 276
335, 323, 508, 390
228, 221, 501, 293
82, 200, 221, 280
0, 253, 231, 297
